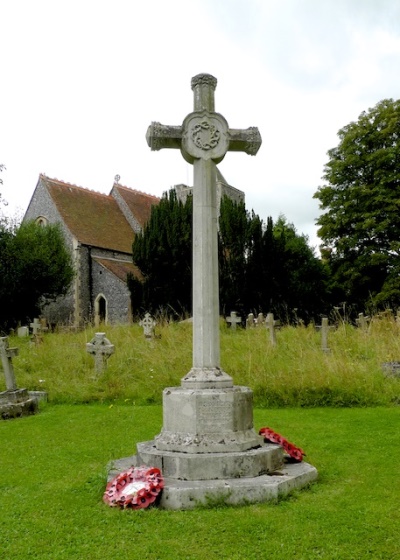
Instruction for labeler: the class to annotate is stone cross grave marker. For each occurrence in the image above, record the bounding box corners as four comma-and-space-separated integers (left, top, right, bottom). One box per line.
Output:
139, 313, 156, 339
30, 318, 42, 335
0, 336, 39, 419
316, 317, 335, 353
86, 333, 115, 373
246, 313, 255, 329
226, 311, 241, 330
0, 336, 18, 391
147, 73, 261, 388
266, 312, 279, 346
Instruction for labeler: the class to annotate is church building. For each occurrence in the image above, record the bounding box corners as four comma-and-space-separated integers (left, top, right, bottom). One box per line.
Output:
23, 170, 244, 327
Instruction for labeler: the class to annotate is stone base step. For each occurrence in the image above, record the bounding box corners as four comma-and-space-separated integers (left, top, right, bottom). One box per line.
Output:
136, 440, 283, 480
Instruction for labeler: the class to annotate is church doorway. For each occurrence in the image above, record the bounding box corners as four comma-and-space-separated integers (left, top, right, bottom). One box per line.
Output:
94, 294, 107, 326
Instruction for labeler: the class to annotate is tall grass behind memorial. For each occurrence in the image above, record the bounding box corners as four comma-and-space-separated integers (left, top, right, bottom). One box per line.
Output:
3, 314, 400, 407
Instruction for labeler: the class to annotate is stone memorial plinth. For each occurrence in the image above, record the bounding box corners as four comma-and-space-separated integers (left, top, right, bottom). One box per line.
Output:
107, 74, 317, 509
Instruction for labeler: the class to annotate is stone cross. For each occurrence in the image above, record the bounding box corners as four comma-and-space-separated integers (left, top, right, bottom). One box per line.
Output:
147, 73, 261, 388
265, 313, 279, 346
30, 318, 42, 335
226, 311, 241, 330
316, 317, 335, 353
139, 313, 157, 338
246, 313, 255, 329
0, 336, 19, 391
86, 333, 115, 373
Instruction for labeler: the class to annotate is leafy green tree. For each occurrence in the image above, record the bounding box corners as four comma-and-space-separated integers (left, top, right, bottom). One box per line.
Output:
314, 98, 400, 309
129, 189, 192, 318
270, 216, 328, 321
0, 221, 74, 330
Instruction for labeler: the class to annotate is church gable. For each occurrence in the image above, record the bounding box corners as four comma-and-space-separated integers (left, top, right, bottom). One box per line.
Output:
42, 176, 134, 254
111, 183, 160, 234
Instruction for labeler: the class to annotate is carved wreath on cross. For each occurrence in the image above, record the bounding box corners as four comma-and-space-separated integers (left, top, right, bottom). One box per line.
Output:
191, 120, 220, 150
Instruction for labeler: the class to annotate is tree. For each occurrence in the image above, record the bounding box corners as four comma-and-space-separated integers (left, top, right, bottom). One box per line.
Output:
0, 221, 74, 330
129, 189, 192, 318
314, 98, 400, 309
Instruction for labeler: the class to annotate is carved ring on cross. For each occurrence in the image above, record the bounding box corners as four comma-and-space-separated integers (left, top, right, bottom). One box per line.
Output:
191, 120, 220, 150
182, 111, 229, 163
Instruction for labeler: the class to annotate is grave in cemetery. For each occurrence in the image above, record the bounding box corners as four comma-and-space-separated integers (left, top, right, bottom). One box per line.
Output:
226, 311, 241, 330
139, 313, 157, 339
86, 333, 115, 373
265, 312, 279, 346
246, 313, 255, 328
107, 73, 317, 509
256, 312, 265, 327
0, 336, 39, 419
316, 317, 335, 353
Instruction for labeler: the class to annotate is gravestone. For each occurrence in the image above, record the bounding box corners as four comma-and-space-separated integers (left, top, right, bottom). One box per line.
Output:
139, 313, 156, 339
107, 73, 317, 509
226, 311, 241, 330
30, 318, 42, 335
0, 336, 39, 419
256, 312, 265, 327
17, 326, 29, 337
86, 333, 115, 373
246, 313, 255, 329
316, 317, 334, 353
356, 313, 370, 332
266, 313, 279, 346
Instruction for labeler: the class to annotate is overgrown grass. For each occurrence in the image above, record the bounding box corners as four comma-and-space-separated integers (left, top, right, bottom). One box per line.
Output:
2, 315, 400, 407
0, 404, 399, 559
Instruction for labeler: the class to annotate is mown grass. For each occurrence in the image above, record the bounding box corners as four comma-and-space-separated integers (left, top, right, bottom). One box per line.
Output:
0, 404, 399, 559
3, 315, 400, 407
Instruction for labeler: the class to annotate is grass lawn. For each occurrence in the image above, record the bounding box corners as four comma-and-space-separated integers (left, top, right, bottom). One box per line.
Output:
1, 404, 399, 559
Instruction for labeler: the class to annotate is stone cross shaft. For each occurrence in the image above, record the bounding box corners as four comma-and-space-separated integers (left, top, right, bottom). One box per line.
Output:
86, 333, 115, 373
0, 336, 19, 391
147, 74, 261, 388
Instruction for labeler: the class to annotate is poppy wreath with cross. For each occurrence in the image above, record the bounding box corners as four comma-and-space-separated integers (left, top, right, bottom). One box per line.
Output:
259, 427, 305, 462
103, 466, 164, 509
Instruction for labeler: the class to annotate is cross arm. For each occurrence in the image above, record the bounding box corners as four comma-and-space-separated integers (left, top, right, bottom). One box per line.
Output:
228, 127, 262, 156
146, 122, 183, 151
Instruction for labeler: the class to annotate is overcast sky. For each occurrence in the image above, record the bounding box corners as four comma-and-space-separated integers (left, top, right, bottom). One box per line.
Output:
1, 0, 400, 249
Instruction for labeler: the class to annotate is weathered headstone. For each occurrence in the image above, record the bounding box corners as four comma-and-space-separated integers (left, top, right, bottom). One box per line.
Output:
17, 326, 29, 337
266, 312, 279, 346
356, 313, 370, 332
256, 312, 265, 327
108, 73, 317, 509
139, 313, 156, 339
226, 311, 241, 330
246, 313, 255, 329
86, 333, 115, 373
0, 336, 39, 420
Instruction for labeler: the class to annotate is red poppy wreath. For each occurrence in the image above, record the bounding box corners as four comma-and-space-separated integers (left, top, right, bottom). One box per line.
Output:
104, 465, 164, 509
259, 427, 305, 462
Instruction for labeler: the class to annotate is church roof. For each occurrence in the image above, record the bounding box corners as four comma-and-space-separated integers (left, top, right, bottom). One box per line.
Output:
93, 257, 143, 282
112, 183, 159, 229
40, 175, 156, 254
